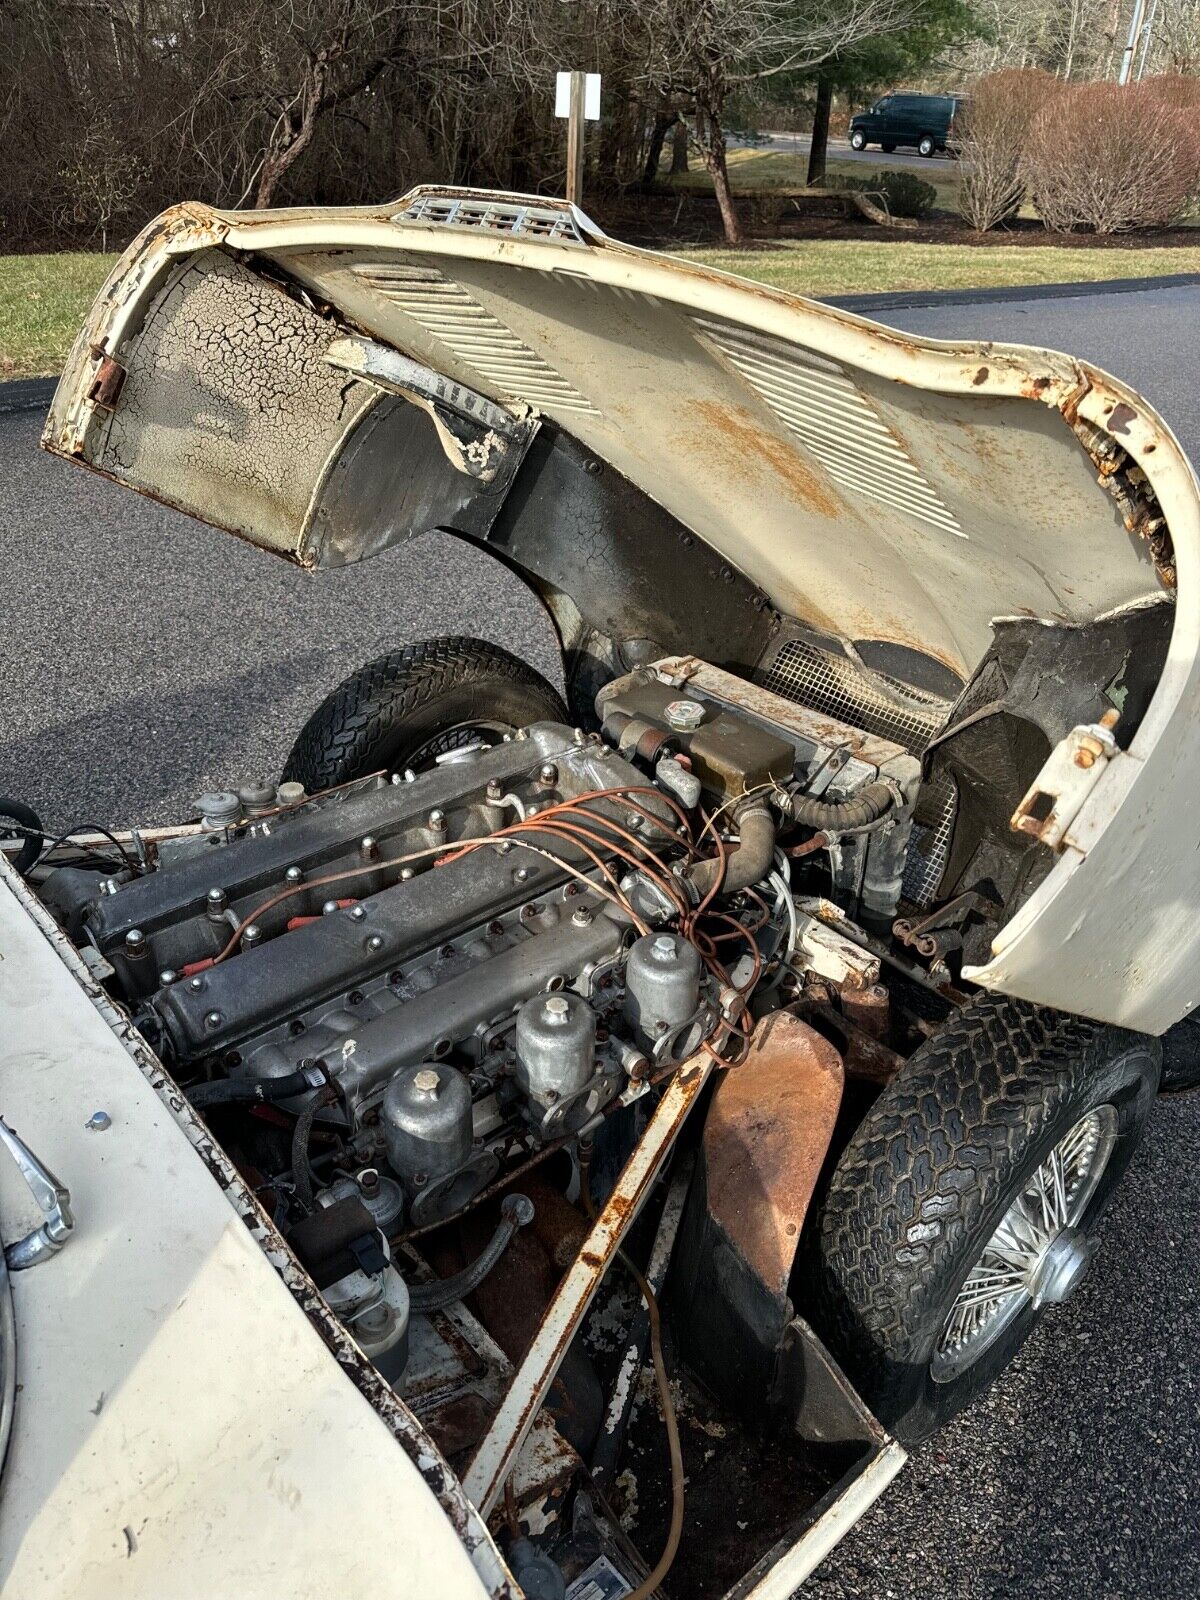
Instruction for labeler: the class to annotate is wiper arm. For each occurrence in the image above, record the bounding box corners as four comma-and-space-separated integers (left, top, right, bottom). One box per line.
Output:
0, 1118, 74, 1270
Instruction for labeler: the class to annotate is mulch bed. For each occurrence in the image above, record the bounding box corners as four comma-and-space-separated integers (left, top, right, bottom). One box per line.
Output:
587, 185, 1200, 252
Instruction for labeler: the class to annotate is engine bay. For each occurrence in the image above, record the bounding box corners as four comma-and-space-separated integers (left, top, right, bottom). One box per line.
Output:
29, 654, 961, 1594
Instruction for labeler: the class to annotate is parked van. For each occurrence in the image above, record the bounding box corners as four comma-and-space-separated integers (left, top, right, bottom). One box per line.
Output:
849, 92, 966, 157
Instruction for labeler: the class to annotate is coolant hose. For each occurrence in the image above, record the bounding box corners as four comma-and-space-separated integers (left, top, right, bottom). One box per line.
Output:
777, 778, 897, 833
292, 1083, 339, 1212
408, 1193, 534, 1312
188, 1065, 328, 1108
686, 800, 776, 901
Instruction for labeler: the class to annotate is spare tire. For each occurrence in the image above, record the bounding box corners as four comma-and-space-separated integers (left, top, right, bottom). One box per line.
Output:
283, 636, 567, 794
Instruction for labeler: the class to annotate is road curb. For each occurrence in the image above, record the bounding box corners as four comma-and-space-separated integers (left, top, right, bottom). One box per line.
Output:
0, 377, 56, 416
2, 273, 1196, 412
825, 272, 1200, 314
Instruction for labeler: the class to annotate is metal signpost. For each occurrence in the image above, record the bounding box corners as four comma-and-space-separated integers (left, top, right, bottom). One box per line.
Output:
554, 71, 601, 206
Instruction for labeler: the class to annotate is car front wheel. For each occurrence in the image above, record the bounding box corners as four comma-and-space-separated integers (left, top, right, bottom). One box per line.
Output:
850, 129, 867, 151
282, 636, 567, 792
812, 995, 1159, 1442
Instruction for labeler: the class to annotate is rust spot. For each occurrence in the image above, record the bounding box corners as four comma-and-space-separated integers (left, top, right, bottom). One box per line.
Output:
1060, 377, 1091, 426
688, 400, 843, 521
1109, 402, 1138, 436
972, 366, 989, 386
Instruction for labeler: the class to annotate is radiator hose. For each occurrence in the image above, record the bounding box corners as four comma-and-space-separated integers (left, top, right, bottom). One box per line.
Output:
686, 799, 776, 901
188, 1062, 330, 1108
776, 778, 898, 834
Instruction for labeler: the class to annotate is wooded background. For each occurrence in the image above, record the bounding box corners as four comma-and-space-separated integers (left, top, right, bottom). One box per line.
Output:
3, 0, 1197, 251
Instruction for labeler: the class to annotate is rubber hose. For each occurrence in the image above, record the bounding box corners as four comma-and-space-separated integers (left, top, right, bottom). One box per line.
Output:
408, 1193, 534, 1312
0, 799, 44, 877
778, 778, 896, 833
291, 1084, 338, 1212
188, 1067, 324, 1108
686, 800, 776, 901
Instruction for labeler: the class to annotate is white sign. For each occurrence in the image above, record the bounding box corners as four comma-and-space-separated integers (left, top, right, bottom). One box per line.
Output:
555, 71, 601, 122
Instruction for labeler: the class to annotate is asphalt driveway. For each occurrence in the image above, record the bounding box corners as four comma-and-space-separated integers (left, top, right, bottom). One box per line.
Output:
1, 277, 1197, 1599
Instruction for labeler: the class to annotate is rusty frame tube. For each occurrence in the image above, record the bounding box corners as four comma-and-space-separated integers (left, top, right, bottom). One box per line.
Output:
462, 1055, 713, 1517
590, 1155, 694, 1497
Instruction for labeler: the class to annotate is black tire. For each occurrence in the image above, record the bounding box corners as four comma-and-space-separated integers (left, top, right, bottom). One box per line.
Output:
850, 130, 867, 151
1160, 1012, 1200, 1091
282, 636, 567, 794
811, 995, 1159, 1443
918, 135, 936, 158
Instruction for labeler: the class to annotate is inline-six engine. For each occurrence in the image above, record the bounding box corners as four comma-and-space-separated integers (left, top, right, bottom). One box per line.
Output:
42, 655, 920, 1415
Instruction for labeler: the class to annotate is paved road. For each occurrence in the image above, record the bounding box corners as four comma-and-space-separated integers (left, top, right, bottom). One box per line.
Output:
2, 281, 1198, 1598
731, 131, 960, 177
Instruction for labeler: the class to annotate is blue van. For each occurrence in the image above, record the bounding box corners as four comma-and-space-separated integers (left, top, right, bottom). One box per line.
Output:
848, 92, 966, 158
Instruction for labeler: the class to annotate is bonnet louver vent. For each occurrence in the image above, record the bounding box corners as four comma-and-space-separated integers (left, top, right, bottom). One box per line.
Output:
692, 316, 964, 538
352, 264, 598, 415
394, 192, 589, 245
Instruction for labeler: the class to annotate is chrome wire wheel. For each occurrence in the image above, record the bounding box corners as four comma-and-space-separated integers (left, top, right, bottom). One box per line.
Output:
402, 719, 515, 771
931, 1103, 1118, 1382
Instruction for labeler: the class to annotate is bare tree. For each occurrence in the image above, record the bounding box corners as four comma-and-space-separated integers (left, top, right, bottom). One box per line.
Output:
628, 0, 918, 243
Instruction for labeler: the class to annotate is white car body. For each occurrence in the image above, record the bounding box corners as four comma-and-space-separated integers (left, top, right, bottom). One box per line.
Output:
7, 184, 1197, 1595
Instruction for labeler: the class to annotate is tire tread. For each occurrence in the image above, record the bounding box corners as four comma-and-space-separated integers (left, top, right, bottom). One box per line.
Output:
282, 636, 566, 793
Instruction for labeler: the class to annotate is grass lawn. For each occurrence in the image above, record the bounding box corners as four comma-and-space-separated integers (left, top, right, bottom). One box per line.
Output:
672, 145, 965, 209
0, 252, 118, 381
673, 239, 1200, 297
2, 227, 1199, 380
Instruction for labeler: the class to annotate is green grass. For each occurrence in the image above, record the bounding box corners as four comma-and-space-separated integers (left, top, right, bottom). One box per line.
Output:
0, 252, 117, 380
2, 229, 1199, 381
671, 239, 1200, 297
671, 146, 964, 208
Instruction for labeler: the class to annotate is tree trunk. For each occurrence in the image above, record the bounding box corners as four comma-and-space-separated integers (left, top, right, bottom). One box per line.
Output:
643, 109, 675, 183
254, 57, 328, 208
807, 77, 833, 186
670, 119, 689, 173
696, 99, 741, 244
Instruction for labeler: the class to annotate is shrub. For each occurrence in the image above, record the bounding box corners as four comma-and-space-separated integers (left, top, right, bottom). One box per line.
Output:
874, 168, 938, 218
1140, 74, 1200, 114
1023, 81, 1200, 234
956, 70, 1059, 233
830, 168, 937, 218
749, 187, 789, 230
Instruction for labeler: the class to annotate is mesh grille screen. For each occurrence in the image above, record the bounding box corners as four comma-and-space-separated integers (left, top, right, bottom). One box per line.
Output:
761, 638, 956, 905
762, 638, 947, 749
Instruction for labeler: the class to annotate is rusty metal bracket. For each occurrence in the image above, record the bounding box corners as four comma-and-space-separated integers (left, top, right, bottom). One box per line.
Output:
324, 335, 536, 484
462, 1054, 713, 1517
893, 889, 1000, 957
1011, 710, 1121, 851
86, 353, 126, 410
